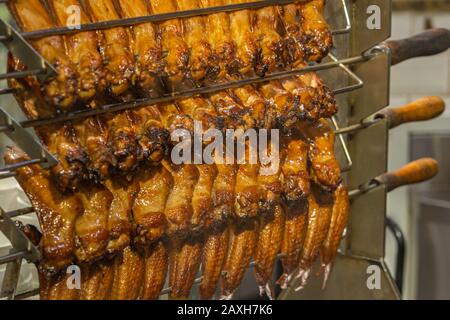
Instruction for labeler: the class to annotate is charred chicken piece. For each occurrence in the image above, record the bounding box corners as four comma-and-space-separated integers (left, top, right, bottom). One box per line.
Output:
299, 0, 333, 63
199, 0, 239, 78
71, 116, 115, 183
279, 0, 332, 64
277, 3, 306, 67
128, 106, 170, 166
102, 110, 142, 175
281, 70, 337, 122
281, 132, 310, 205
250, 1, 286, 76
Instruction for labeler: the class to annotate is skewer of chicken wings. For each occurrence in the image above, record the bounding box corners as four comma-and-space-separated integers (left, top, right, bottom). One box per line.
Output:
4, 147, 82, 275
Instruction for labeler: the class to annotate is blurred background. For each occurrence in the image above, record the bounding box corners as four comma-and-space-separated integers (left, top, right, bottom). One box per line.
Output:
386, 0, 450, 300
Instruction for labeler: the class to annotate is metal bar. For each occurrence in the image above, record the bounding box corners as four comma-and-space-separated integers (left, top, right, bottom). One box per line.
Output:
0, 69, 44, 80
0, 158, 44, 172
0, 20, 57, 82
331, 0, 352, 35
0, 124, 13, 132
331, 117, 353, 172
348, 181, 380, 199
14, 288, 40, 300
0, 87, 16, 95
0, 108, 59, 172
386, 217, 405, 294
0, 253, 22, 300
0, 250, 25, 265
20, 54, 370, 129
0, 172, 16, 180
5, 207, 34, 219
335, 118, 379, 135
0, 208, 41, 263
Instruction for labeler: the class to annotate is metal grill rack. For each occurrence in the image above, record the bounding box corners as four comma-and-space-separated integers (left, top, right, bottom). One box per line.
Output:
0, 0, 405, 300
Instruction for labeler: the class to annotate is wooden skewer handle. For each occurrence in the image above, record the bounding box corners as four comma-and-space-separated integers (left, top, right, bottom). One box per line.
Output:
377, 96, 446, 129
386, 28, 450, 66
375, 158, 439, 192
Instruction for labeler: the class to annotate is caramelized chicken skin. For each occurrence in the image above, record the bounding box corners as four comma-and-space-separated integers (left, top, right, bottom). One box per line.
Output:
8, 0, 78, 110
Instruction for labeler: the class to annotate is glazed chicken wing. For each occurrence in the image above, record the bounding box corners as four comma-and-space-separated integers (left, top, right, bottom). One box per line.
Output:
254, 143, 284, 299
199, 0, 238, 78
84, 0, 134, 97
104, 178, 139, 254
299, 119, 341, 191
133, 166, 172, 245
116, 0, 164, 97
140, 241, 169, 300
149, 0, 190, 91
200, 150, 235, 300
4, 147, 82, 275
8, 0, 78, 110
8, 58, 88, 191
48, 0, 106, 103
223, 0, 259, 77
110, 246, 145, 300
296, 188, 333, 290
74, 183, 112, 263
321, 184, 349, 287
251, 2, 286, 76
300, 0, 333, 62
176, 0, 217, 83
277, 133, 310, 288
